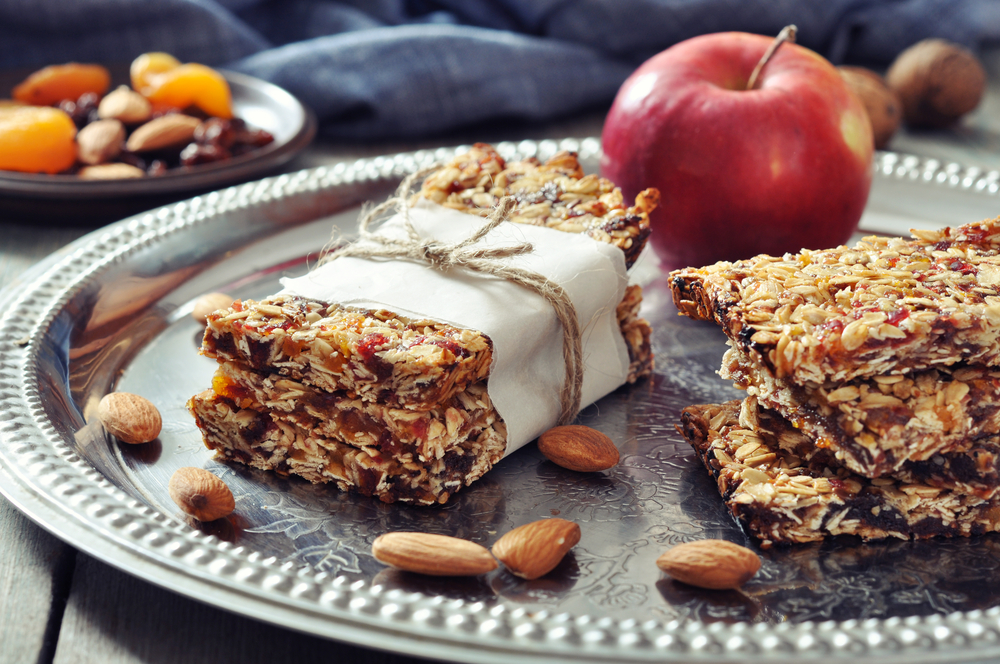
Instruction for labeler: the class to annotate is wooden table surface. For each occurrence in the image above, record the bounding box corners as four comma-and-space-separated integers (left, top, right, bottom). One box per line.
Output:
5, 58, 1000, 662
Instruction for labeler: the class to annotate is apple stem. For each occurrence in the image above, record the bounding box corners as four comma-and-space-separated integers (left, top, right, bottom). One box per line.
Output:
746, 24, 798, 91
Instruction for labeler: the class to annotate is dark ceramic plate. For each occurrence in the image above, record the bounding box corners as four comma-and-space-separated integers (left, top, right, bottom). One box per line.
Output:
0, 69, 315, 222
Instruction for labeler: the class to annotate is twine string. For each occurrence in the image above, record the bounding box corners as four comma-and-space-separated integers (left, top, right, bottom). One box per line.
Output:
320, 167, 584, 424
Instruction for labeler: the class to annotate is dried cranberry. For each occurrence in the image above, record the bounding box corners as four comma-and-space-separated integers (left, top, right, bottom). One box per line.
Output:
195, 118, 235, 148
234, 127, 274, 148
59, 98, 95, 128
180, 143, 231, 167
147, 160, 168, 177
357, 333, 388, 361
887, 309, 909, 326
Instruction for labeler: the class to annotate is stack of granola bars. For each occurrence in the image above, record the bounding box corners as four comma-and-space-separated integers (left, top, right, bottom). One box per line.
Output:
188, 145, 656, 505
670, 219, 1000, 545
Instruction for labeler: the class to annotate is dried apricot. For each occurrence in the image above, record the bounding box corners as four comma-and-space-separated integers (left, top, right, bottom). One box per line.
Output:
143, 64, 233, 118
13, 63, 110, 106
130, 52, 181, 92
0, 107, 77, 173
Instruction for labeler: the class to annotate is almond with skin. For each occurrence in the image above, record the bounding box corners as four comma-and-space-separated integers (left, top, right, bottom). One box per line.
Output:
126, 113, 200, 152
372, 532, 497, 576
656, 539, 761, 590
98, 85, 152, 124
169, 467, 235, 522
537, 425, 619, 472
78, 163, 145, 180
492, 518, 580, 579
97, 392, 162, 444
192, 292, 234, 323
76, 119, 125, 165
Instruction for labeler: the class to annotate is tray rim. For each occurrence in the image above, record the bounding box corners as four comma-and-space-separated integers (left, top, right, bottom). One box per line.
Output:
4, 140, 1000, 664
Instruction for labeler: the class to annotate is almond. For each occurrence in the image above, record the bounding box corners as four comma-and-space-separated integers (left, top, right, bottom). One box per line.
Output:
372, 532, 497, 576
492, 518, 580, 580
537, 425, 619, 472
97, 392, 162, 444
169, 467, 235, 522
98, 85, 151, 124
656, 539, 761, 590
126, 113, 200, 152
192, 292, 235, 323
78, 163, 145, 180
77, 119, 125, 165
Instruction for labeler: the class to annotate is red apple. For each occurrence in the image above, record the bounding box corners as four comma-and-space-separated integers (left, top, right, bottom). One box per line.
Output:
601, 31, 874, 270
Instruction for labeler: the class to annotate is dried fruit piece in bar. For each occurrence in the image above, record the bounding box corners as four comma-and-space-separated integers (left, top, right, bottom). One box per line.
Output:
670, 219, 1000, 385
417, 143, 658, 268
679, 400, 1000, 546
201, 295, 494, 411
210, 360, 499, 464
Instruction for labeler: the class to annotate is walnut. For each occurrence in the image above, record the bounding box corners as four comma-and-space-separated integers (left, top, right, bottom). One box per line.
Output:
838, 66, 901, 149
886, 38, 986, 128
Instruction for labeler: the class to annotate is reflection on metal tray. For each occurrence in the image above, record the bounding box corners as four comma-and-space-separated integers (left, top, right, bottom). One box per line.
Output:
4, 139, 1000, 663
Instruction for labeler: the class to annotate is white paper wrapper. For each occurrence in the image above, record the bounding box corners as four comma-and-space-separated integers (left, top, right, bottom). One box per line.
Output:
279, 199, 630, 456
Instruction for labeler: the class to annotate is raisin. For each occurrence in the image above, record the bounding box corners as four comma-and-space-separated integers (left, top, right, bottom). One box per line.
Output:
180, 142, 230, 166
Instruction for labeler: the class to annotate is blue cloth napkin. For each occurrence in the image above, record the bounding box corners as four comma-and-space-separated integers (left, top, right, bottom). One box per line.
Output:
1, 0, 998, 139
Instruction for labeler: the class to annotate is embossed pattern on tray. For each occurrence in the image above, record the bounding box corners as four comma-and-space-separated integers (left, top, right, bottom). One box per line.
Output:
4, 142, 1000, 663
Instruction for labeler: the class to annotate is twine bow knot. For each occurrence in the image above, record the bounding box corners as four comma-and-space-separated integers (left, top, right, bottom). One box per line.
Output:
321, 166, 584, 425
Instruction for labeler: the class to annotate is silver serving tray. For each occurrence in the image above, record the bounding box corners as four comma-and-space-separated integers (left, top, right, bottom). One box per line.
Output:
4, 139, 1000, 664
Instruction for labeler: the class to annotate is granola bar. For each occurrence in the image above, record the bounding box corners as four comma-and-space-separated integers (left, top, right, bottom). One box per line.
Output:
417, 143, 658, 268
670, 219, 1000, 385
739, 394, 1000, 498
188, 389, 507, 505
679, 400, 1000, 546
201, 296, 493, 410
721, 346, 1000, 484
618, 284, 654, 383
210, 360, 498, 463
201, 282, 653, 413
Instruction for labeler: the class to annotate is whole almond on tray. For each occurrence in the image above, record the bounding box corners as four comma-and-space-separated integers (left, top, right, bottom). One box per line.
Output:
192, 292, 235, 323
97, 392, 161, 444
656, 539, 761, 590
169, 467, 235, 522
372, 532, 497, 576
126, 113, 200, 152
537, 425, 619, 472
492, 518, 580, 580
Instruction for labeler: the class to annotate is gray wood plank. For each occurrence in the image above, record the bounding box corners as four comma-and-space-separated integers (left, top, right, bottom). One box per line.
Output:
0, 497, 75, 664
52, 554, 444, 664
0, 221, 91, 664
